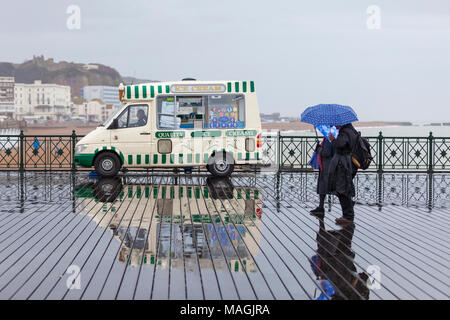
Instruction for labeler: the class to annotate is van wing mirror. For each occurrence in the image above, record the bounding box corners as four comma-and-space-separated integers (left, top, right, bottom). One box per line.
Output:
108, 118, 118, 129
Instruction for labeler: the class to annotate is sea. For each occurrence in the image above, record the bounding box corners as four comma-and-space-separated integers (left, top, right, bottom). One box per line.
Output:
275, 125, 450, 137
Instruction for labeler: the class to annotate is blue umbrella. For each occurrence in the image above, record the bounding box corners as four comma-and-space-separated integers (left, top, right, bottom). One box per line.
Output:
301, 104, 358, 126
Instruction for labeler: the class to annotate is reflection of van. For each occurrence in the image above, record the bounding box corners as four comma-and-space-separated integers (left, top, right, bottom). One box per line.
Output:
74, 80, 262, 177
74, 177, 262, 271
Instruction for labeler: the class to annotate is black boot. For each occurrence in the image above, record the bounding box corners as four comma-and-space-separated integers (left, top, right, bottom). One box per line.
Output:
310, 207, 325, 217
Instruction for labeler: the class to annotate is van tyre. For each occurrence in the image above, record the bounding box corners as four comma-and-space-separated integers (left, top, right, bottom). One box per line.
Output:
207, 152, 234, 177
94, 152, 121, 177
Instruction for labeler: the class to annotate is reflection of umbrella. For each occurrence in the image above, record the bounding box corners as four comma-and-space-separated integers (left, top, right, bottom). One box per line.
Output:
301, 104, 358, 126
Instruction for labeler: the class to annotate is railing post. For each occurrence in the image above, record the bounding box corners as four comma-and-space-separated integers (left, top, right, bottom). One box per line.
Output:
428, 131, 434, 173
71, 130, 77, 171
19, 130, 24, 171
277, 130, 281, 172
377, 131, 383, 173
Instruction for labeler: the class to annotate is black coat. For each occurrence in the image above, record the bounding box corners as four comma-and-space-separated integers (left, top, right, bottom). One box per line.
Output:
317, 138, 334, 195
327, 124, 358, 197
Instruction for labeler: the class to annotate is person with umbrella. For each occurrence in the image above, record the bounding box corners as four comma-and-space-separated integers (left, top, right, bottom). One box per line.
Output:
301, 104, 359, 225
309, 134, 334, 216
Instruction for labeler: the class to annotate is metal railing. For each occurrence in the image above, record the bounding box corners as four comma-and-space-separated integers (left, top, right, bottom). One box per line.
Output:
261, 131, 449, 172
0, 130, 81, 171
0, 130, 448, 172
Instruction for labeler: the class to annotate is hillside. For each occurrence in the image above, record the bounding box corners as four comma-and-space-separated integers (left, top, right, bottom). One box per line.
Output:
0, 55, 126, 98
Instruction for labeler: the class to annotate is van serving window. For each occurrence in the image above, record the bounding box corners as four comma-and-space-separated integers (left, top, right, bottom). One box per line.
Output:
156, 95, 245, 129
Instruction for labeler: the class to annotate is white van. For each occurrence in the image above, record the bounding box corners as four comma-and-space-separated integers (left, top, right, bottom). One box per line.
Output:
74, 80, 262, 177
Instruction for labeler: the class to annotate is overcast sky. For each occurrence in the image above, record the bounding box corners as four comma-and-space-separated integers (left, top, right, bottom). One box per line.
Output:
1, 0, 449, 122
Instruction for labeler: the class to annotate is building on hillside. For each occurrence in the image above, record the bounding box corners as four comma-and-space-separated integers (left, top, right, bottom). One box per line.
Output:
71, 99, 114, 123
0, 77, 15, 119
81, 85, 121, 111
82, 64, 99, 71
14, 80, 71, 121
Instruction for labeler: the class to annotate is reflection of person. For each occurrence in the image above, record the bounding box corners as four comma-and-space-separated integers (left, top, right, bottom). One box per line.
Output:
310, 138, 334, 216
136, 109, 147, 126
311, 218, 370, 300
327, 123, 358, 225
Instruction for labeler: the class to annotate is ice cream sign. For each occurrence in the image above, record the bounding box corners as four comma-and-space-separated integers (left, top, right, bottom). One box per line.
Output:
171, 84, 226, 93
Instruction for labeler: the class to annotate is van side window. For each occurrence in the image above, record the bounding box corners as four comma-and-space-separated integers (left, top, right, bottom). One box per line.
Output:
128, 105, 148, 127
205, 94, 245, 129
116, 104, 148, 129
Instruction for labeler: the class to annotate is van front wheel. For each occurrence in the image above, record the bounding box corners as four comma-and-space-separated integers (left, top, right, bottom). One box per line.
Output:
94, 152, 121, 177
207, 152, 234, 177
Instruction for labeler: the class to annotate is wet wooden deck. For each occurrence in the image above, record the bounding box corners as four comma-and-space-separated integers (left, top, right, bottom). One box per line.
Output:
0, 172, 448, 300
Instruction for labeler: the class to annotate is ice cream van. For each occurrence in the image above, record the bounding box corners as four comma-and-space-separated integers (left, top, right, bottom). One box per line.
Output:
74, 79, 262, 177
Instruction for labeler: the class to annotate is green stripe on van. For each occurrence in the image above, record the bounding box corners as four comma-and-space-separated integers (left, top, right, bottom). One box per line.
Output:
128, 155, 133, 165
158, 85, 162, 94
150, 86, 155, 98
136, 154, 141, 165
195, 154, 200, 164
142, 85, 147, 98
134, 86, 139, 99
161, 154, 166, 164
153, 154, 158, 164
187, 154, 192, 163
204, 153, 208, 163
227, 82, 232, 92
179, 154, 183, 164
243, 81, 247, 92
170, 154, 175, 164
165, 85, 170, 93
235, 82, 240, 92
145, 154, 149, 164
126, 86, 131, 99
250, 81, 255, 92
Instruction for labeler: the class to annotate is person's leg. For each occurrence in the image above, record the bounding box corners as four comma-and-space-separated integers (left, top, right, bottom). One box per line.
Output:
310, 194, 326, 214
319, 194, 326, 208
337, 194, 354, 221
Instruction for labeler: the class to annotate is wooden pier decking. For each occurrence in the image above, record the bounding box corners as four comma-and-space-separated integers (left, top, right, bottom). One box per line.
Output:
0, 172, 448, 300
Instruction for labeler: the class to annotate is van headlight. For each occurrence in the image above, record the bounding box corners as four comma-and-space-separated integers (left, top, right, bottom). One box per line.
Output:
75, 144, 88, 153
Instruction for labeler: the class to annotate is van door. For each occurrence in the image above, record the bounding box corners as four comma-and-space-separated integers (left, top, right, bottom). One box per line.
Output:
109, 104, 153, 167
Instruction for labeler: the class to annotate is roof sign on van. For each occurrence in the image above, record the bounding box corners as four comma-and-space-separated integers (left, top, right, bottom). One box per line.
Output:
123, 81, 255, 101
171, 84, 226, 94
